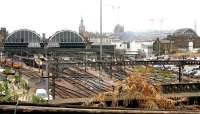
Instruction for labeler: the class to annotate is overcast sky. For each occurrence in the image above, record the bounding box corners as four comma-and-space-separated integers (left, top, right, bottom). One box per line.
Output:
1, 0, 200, 36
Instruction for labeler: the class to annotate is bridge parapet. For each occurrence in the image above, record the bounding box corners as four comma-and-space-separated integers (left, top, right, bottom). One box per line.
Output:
49, 60, 200, 66
161, 83, 200, 94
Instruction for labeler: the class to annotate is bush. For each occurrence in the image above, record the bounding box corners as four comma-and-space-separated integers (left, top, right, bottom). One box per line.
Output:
3, 68, 13, 75
133, 66, 156, 74
31, 95, 47, 104
0, 82, 13, 102
0, 83, 4, 95
13, 75, 20, 84
158, 70, 173, 78
133, 66, 146, 74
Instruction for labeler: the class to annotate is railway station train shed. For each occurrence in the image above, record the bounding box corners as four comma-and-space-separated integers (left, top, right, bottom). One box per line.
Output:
47, 30, 86, 48
153, 28, 200, 55
3, 29, 89, 56
46, 30, 90, 59
3, 29, 115, 59
46, 30, 115, 59
4, 29, 42, 48
4, 29, 44, 56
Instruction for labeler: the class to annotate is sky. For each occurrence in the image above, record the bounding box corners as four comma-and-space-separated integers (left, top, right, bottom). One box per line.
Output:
1, 0, 200, 37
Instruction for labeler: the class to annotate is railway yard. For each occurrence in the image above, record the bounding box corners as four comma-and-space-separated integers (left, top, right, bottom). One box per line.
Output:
1, 54, 200, 114
1, 55, 200, 106
2, 0, 200, 112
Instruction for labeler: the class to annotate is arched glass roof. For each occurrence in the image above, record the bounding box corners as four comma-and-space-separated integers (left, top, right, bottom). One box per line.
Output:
4, 29, 41, 48
48, 30, 86, 48
173, 28, 198, 38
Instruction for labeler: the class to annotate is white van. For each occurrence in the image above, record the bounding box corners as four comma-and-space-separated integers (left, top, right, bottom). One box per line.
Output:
36, 89, 52, 100
0, 68, 4, 73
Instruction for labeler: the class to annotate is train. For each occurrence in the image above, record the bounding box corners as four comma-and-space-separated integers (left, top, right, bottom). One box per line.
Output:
1, 58, 22, 69
0, 56, 45, 69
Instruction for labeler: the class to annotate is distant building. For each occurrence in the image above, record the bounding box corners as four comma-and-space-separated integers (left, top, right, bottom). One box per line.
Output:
153, 38, 174, 55
114, 24, 124, 34
89, 32, 115, 58
125, 40, 153, 58
109, 32, 154, 58
89, 32, 113, 43
0, 27, 7, 47
153, 28, 200, 55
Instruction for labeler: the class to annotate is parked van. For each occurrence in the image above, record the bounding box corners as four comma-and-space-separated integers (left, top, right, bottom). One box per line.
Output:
36, 89, 52, 100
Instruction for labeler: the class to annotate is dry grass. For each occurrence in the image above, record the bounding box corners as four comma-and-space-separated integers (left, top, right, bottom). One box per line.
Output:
92, 74, 175, 109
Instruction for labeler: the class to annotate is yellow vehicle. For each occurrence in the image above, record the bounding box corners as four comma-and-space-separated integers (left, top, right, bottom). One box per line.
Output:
12, 63, 22, 69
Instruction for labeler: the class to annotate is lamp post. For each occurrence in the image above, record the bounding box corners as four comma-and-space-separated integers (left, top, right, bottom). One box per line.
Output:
98, 0, 103, 84
100, 0, 102, 61
44, 42, 49, 100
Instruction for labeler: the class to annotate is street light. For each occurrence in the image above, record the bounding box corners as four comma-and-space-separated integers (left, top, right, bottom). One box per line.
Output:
98, 0, 103, 84
100, 0, 102, 61
42, 41, 50, 100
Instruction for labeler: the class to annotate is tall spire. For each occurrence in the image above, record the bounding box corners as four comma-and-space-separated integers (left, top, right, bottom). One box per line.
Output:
79, 17, 85, 34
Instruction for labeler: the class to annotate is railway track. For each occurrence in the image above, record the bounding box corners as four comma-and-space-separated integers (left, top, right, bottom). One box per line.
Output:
63, 70, 110, 92
20, 66, 107, 98
55, 85, 88, 98
21, 68, 41, 78
103, 66, 127, 80
54, 79, 95, 98
60, 73, 98, 96
52, 67, 112, 98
